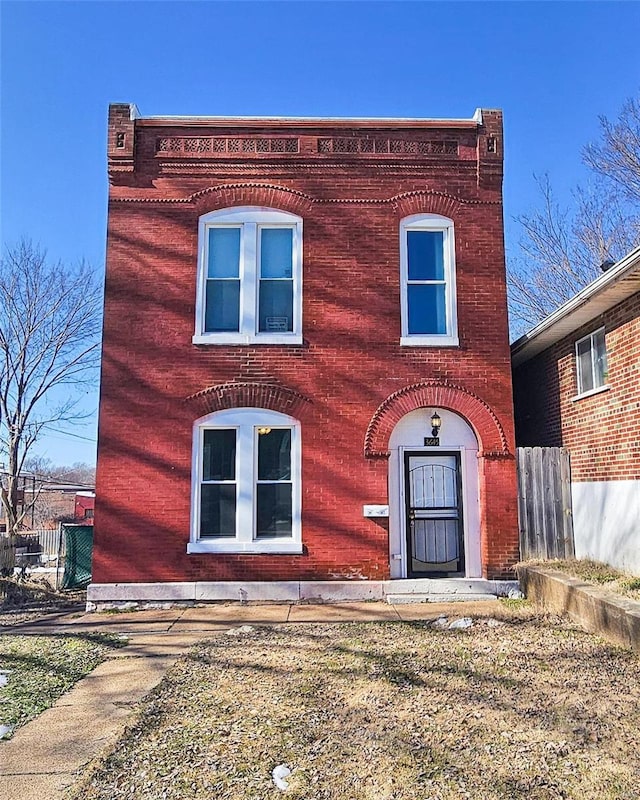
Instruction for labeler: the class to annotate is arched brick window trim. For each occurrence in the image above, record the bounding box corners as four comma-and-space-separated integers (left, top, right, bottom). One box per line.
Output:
184, 382, 312, 420
392, 191, 463, 221
365, 380, 510, 458
190, 183, 313, 216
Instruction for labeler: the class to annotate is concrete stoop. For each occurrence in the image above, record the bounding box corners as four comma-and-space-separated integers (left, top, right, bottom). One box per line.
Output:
387, 593, 499, 604
518, 566, 640, 653
384, 578, 517, 605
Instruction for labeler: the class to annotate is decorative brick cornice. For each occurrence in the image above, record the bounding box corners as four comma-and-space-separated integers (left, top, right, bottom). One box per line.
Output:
316, 136, 459, 156
364, 380, 510, 459
153, 134, 464, 159
156, 135, 300, 156
184, 381, 312, 419
153, 161, 478, 174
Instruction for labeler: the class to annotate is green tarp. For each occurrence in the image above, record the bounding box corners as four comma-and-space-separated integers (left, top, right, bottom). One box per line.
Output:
60, 524, 93, 590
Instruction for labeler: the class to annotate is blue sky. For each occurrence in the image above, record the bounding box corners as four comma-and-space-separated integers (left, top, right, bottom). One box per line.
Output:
2, 0, 639, 465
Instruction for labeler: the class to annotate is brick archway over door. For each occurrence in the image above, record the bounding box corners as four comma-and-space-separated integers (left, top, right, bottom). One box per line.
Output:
364, 380, 510, 458
365, 381, 518, 578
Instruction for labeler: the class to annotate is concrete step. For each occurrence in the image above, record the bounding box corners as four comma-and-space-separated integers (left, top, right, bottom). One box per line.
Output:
386, 578, 519, 596
386, 592, 498, 605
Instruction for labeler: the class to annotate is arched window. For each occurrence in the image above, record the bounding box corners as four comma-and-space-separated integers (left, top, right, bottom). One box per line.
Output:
193, 207, 303, 345
188, 408, 302, 553
399, 214, 458, 346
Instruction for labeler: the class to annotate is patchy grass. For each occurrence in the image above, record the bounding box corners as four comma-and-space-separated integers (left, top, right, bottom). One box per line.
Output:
498, 596, 530, 611
70, 618, 640, 800
622, 576, 640, 592
0, 633, 126, 735
527, 559, 640, 601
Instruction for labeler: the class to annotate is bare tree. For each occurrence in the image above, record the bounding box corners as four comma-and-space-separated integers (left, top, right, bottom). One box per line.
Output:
584, 95, 640, 204
509, 176, 640, 333
0, 241, 101, 541
23, 456, 96, 486
509, 92, 640, 337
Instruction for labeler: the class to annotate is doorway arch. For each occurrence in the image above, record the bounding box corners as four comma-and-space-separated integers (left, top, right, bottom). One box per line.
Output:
388, 408, 481, 578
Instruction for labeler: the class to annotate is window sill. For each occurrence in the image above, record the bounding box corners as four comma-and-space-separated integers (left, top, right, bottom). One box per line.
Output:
400, 335, 459, 347
187, 540, 303, 555
192, 333, 303, 346
571, 384, 611, 402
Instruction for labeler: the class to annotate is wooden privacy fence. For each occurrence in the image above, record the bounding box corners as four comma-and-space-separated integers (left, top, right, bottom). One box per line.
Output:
516, 447, 575, 560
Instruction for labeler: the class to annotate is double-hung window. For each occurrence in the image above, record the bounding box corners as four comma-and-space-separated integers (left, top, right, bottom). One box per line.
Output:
575, 328, 608, 397
400, 214, 458, 346
188, 408, 302, 553
194, 207, 303, 345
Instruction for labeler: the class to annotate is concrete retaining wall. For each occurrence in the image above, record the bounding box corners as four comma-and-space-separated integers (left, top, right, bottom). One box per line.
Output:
518, 565, 640, 653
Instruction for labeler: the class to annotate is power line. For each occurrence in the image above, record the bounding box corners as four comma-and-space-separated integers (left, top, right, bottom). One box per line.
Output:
12, 476, 93, 488
46, 427, 97, 443
0, 470, 94, 488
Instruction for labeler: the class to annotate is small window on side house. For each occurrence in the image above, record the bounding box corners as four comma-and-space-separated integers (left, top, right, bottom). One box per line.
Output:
400, 214, 458, 346
576, 328, 608, 396
194, 207, 302, 345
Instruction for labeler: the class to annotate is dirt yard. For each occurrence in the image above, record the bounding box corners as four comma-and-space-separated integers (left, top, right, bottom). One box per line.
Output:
69, 610, 639, 800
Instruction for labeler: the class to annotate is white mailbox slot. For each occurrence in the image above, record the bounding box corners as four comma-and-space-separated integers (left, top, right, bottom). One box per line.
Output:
363, 504, 389, 518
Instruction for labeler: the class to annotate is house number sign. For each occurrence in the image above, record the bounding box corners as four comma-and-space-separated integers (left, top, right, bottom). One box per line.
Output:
423, 437, 440, 446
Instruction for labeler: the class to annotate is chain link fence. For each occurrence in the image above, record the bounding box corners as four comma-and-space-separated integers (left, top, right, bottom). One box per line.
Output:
0, 524, 92, 590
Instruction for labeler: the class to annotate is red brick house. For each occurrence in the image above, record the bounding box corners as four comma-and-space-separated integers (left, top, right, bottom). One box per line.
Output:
512, 246, 640, 575
89, 103, 519, 606
74, 492, 95, 524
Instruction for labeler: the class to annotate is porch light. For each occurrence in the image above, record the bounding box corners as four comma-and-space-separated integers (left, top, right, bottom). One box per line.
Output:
430, 412, 442, 438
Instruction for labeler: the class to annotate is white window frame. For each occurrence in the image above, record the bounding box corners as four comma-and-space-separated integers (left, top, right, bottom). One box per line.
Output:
188, 408, 302, 554
399, 214, 458, 347
574, 327, 609, 398
193, 207, 303, 345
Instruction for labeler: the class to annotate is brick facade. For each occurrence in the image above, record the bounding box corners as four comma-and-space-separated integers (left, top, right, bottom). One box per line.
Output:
93, 104, 519, 589
513, 291, 640, 482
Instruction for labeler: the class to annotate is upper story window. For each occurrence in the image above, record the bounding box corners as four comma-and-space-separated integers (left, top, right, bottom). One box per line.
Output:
193, 207, 303, 345
575, 327, 608, 397
399, 214, 458, 347
188, 408, 302, 554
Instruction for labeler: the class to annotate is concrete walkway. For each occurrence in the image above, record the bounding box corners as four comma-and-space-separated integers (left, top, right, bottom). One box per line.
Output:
0, 599, 504, 799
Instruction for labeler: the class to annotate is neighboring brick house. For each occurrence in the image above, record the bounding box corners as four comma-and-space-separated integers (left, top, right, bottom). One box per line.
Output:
0, 481, 95, 530
90, 103, 519, 606
512, 246, 640, 574
74, 492, 95, 524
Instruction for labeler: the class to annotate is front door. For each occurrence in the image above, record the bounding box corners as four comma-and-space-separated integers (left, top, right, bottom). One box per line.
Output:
405, 452, 464, 577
